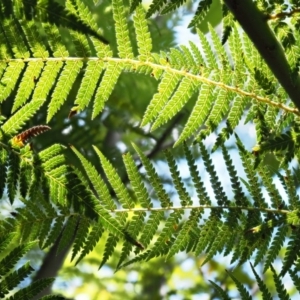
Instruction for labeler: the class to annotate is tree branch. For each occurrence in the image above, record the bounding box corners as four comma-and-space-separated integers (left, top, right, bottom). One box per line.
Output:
224, 0, 300, 111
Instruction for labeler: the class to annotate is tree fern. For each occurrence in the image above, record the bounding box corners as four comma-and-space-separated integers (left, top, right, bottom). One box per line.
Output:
2, 0, 300, 298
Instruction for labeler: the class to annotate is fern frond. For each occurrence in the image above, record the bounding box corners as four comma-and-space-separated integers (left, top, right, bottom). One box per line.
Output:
0, 242, 35, 277
99, 233, 119, 269
7, 277, 54, 300
12, 61, 44, 112
76, 222, 103, 265
175, 83, 212, 146
0, 148, 8, 198
112, 0, 134, 59
166, 209, 201, 259
57, 215, 79, 254
280, 230, 300, 276
202, 223, 231, 266
2, 100, 45, 136
289, 268, 300, 294
199, 141, 229, 207
92, 61, 123, 119
253, 229, 272, 266
139, 211, 164, 249
270, 264, 290, 300
43, 216, 65, 249
122, 152, 152, 208
73, 60, 104, 112
194, 216, 220, 256
70, 146, 116, 210
161, 0, 187, 15
133, 5, 152, 61
12, 125, 51, 147
188, 0, 213, 28
94, 146, 134, 210
165, 149, 192, 206
141, 71, 182, 127
47, 60, 83, 122
183, 142, 211, 205
147, 210, 184, 259
209, 280, 231, 300
226, 270, 252, 300
69, 0, 104, 43
133, 143, 172, 207
0, 262, 33, 297
0, 61, 24, 103
6, 150, 20, 204
250, 263, 272, 299
32, 60, 64, 101
146, 0, 167, 18
151, 77, 199, 131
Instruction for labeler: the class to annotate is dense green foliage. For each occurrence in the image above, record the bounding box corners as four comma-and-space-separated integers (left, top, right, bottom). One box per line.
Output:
1, 0, 300, 299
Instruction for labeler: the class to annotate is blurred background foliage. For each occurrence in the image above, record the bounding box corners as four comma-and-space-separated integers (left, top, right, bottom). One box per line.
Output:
0, 0, 288, 299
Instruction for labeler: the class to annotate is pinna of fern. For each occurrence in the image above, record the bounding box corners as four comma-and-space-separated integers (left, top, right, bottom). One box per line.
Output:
0, 0, 298, 149
2, 126, 299, 273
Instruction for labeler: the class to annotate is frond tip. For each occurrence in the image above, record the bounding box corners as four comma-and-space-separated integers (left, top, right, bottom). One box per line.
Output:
11, 125, 51, 148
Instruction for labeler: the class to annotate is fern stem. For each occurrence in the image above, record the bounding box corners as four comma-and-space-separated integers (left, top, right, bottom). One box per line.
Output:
2, 57, 299, 117
111, 205, 289, 215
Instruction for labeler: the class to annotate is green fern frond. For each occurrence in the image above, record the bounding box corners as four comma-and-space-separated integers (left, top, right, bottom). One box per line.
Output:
0, 148, 8, 198
209, 280, 231, 300
2, 100, 45, 136
0, 262, 33, 298
175, 83, 212, 146
70, 145, 116, 210
161, 0, 187, 14
73, 60, 104, 112
0, 61, 24, 103
76, 222, 104, 265
226, 270, 252, 300
250, 263, 273, 300
0, 242, 35, 277
166, 209, 201, 259
70, 30, 91, 57
133, 143, 172, 207
270, 264, 290, 300
47, 60, 83, 122
264, 225, 288, 273
141, 212, 164, 248
183, 142, 211, 205
122, 152, 152, 208
188, 0, 213, 28
146, 0, 167, 18
165, 149, 192, 206
236, 136, 264, 225
253, 229, 272, 266
57, 215, 79, 254
99, 233, 119, 269
133, 5, 152, 61
43, 216, 65, 249
92, 61, 123, 119
0, 240, 54, 299
141, 71, 182, 127
12, 61, 44, 112
112, 0, 134, 59
280, 230, 300, 276
151, 77, 199, 131
148, 210, 184, 259
7, 277, 55, 300
6, 150, 20, 204
194, 216, 220, 256
289, 268, 300, 293
199, 141, 229, 207
94, 146, 134, 210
